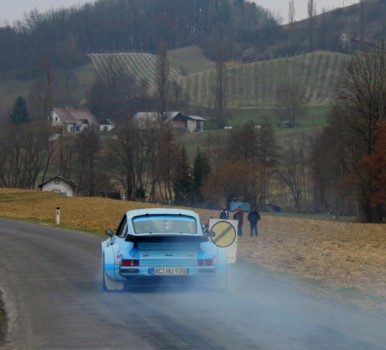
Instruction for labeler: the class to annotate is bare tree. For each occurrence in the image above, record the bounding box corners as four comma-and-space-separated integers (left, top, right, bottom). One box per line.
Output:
107, 118, 137, 201
155, 39, 170, 120
275, 57, 307, 126
88, 55, 135, 122
320, 42, 386, 221
53, 134, 76, 180
202, 160, 253, 207
307, 0, 317, 52
218, 121, 277, 208
213, 43, 227, 129
28, 57, 57, 120
274, 134, 308, 212
0, 121, 52, 189
288, 0, 296, 44
288, 0, 295, 23
106, 116, 177, 202
73, 128, 101, 196
358, 0, 367, 45
155, 124, 178, 202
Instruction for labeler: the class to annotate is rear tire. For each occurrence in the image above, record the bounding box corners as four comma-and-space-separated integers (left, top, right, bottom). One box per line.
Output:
102, 259, 125, 292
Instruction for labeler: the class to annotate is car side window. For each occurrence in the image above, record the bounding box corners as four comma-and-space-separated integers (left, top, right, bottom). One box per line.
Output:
116, 217, 128, 238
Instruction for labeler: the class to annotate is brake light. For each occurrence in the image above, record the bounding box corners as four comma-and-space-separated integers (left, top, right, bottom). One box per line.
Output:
121, 259, 139, 267
198, 258, 215, 266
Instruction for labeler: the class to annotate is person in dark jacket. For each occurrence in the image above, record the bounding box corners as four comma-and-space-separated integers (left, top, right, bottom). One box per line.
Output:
247, 207, 261, 236
233, 207, 244, 236
219, 205, 229, 219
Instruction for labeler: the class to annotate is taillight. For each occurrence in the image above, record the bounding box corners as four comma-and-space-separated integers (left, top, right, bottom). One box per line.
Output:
198, 258, 215, 266
122, 259, 139, 267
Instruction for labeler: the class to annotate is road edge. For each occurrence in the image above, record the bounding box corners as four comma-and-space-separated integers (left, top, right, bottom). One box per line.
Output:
0, 289, 7, 347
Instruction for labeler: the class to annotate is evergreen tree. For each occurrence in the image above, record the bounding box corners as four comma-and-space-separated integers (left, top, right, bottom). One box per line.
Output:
9, 96, 30, 125
192, 147, 211, 204
173, 145, 192, 205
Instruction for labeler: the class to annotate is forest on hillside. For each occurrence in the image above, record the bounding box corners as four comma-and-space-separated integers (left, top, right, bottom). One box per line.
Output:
0, 0, 280, 78
1, 0, 386, 80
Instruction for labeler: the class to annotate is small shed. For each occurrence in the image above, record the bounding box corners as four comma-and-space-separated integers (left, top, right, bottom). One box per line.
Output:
186, 115, 205, 132
100, 119, 115, 132
38, 176, 76, 197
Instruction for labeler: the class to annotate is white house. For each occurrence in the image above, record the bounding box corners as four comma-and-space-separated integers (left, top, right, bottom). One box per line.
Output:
38, 176, 76, 197
49, 107, 99, 134
100, 119, 115, 132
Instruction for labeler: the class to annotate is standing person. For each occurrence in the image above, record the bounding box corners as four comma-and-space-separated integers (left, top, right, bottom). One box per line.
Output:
219, 205, 229, 219
247, 207, 261, 236
233, 206, 244, 236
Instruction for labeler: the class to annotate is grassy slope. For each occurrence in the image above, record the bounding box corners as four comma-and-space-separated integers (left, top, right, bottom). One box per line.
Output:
179, 50, 349, 109
168, 45, 215, 74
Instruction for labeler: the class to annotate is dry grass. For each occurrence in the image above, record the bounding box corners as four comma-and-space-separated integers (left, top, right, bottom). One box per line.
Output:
1, 189, 385, 310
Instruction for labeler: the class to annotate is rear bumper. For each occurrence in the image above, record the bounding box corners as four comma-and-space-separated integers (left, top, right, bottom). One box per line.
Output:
119, 265, 216, 277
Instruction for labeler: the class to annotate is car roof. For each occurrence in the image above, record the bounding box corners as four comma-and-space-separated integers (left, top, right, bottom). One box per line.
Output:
125, 207, 200, 220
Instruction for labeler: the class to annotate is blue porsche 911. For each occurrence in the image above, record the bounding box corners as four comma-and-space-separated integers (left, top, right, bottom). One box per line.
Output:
101, 208, 228, 291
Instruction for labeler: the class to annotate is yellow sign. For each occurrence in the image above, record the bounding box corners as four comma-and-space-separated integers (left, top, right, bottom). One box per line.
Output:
210, 221, 236, 248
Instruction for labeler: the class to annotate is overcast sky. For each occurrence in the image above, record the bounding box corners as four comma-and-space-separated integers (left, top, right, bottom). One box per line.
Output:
1, 0, 360, 25
256, 0, 359, 22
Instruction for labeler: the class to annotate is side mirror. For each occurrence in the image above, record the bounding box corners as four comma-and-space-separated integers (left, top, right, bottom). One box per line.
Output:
207, 230, 215, 238
105, 229, 114, 237
202, 226, 215, 237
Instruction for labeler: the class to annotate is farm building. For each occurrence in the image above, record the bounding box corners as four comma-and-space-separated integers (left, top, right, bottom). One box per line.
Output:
38, 176, 76, 197
49, 107, 99, 134
133, 111, 205, 132
100, 119, 115, 132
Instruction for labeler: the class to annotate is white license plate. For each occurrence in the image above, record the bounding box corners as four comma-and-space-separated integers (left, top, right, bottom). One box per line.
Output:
152, 267, 188, 275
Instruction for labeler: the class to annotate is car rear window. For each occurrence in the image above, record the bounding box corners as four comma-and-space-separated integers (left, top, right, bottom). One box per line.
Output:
132, 214, 197, 234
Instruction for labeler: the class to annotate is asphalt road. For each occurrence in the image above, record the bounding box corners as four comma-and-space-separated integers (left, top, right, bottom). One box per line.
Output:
1, 218, 386, 350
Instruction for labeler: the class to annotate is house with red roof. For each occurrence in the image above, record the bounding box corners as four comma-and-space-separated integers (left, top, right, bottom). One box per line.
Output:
49, 107, 99, 134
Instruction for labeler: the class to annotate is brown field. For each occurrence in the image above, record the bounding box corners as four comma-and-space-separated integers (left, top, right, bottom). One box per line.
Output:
1, 189, 385, 310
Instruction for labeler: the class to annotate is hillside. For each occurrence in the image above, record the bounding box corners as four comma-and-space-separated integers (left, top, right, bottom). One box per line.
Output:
179, 51, 349, 108
168, 46, 216, 75
86, 49, 348, 109
0, 48, 346, 126
89, 52, 182, 85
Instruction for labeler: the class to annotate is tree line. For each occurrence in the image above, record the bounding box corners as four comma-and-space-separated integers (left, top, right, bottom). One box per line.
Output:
3, 0, 382, 80
0, 0, 280, 78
